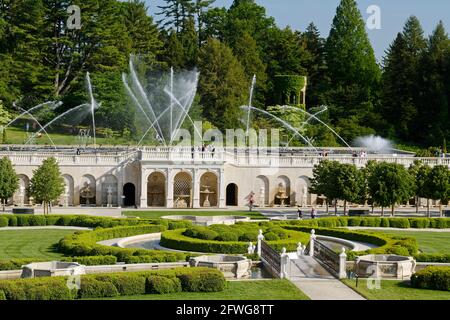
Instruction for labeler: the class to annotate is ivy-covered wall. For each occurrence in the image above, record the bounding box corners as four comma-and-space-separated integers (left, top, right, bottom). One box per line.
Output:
274, 75, 307, 106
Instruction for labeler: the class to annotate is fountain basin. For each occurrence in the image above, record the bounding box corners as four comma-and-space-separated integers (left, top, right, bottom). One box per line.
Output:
189, 255, 252, 279
161, 215, 250, 226
355, 254, 416, 279
21, 261, 86, 278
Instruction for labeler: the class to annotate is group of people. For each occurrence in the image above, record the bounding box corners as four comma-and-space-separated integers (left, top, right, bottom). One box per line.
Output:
297, 206, 317, 220
191, 144, 216, 158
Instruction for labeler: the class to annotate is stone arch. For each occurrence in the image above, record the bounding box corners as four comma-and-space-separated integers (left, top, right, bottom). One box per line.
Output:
61, 174, 74, 206
148, 172, 166, 207
275, 175, 291, 206
80, 174, 96, 206
226, 183, 238, 206
296, 176, 311, 207
100, 174, 118, 207
255, 175, 269, 207
200, 172, 218, 207
123, 183, 136, 207
173, 172, 193, 208
13, 174, 30, 205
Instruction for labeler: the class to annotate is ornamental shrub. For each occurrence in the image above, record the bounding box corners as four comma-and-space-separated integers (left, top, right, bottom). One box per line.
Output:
0, 290, 6, 300
264, 232, 280, 241
146, 276, 182, 294
411, 266, 450, 291
93, 274, 146, 296
16, 215, 30, 226
216, 232, 239, 242
388, 218, 410, 229
78, 278, 119, 299
380, 218, 390, 228
239, 231, 259, 242
0, 216, 8, 227
414, 253, 450, 263
348, 218, 362, 226
68, 255, 117, 266
409, 218, 430, 229
7, 215, 17, 226
27, 215, 46, 226
178, 269, 226, 292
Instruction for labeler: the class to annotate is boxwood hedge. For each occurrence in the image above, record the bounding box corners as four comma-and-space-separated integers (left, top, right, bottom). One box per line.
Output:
411, 266, 450, 291
57, 224, 188, 263
0, 268, 225, 300
0, 256, 118, 271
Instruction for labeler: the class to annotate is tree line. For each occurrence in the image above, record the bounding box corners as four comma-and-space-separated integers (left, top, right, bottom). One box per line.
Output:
0, 157, 64, 214
0, 0, 449, 148
310, 159, 450, 216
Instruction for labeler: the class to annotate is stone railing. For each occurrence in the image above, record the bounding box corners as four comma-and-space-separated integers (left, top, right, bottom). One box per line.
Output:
1, 147, 449, 168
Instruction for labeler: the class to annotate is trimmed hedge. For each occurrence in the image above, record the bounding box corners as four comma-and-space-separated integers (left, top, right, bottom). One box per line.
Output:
414, 253, 450, 263
57, 225, 187, 263
0, 268, 225, 300
280, 225, 418, 260
161, 228, 310, 254
0, 216, 8, 227
411, 266, 450, 291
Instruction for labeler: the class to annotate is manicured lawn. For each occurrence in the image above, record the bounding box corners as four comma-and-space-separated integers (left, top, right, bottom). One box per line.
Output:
342, 279, 450, 300
0, 229, 77, 260
369, 230, 450, 254
123, 210, 266, 220
100, 280, 310, 300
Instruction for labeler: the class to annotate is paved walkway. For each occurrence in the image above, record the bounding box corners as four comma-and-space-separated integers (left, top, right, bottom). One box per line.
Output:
287, 256, 365, 300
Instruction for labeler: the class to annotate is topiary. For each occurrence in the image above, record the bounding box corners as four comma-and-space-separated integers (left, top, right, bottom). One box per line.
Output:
0, 216, 8, 227
146, 276, 182, 294
216, 232, 239, 242
77, 278, 119, 299
264, 232, 280, 241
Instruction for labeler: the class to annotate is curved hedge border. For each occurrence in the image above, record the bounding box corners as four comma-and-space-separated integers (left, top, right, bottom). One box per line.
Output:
57, 224, 187, 263
0, 214, 193, 230
0, 256, 118, 271
0, 268, 226, 300
411, 266, 450, 291
280, 225, 418, 260
160, 228, 310, 254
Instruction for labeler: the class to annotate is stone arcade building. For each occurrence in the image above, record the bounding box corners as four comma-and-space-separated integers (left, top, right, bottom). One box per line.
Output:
3, 147, 449, 209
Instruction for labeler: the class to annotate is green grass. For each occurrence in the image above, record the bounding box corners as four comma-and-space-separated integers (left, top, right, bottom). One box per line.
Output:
0, 229, 78, 260
369, 230, 450, 254
98, 280, 310, 300
342, 279, 450, 300
123, 210, 266, 220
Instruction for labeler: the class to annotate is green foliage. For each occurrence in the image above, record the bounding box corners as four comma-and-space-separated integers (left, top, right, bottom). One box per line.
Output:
411, 267, 450, 291
0, 157, 19, 209
274, 75, 306, 105
0, 268, 225, 300
0, 216, 7, 227
29, 157, 65, 214
198, 38, 247, 129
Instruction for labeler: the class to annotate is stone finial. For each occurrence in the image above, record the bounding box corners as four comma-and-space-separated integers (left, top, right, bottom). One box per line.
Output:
248, 242, 254, 254
281, 247, 287, 254
311, 229, 315, 235
257, 229, 264, 240
340, 247, 347, 257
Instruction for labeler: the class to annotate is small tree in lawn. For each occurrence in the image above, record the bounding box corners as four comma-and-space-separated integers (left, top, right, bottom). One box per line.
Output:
0, 157, 19, 211
29, 157, 64, 215
310, 160, 340, 214
334, 163, 365, 215
426, 165, 450, 217
368, 162, 415, 216
363, 160, 377, 214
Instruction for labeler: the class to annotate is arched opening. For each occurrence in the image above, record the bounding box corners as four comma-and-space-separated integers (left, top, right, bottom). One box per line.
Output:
255, 175, 269, 207
13, 174, 30, 206
173, 172, 192, 208
80, 175, 96, 206
226, 183, 238, 206
275, 176, 291, 207
148, 172, 166, 207
101, 174, 118, 207
61, 174, 74, 206
123, 183, 136, 207
200, 172, 218, 207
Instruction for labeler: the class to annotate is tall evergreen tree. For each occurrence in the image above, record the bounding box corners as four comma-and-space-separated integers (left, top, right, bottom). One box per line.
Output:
162, 29, 185, 69
324, 0, 381, 138
198, 38, 247, 129
179, 17, 199, 68
382, 16, 427, 141
416, 21, 450, 145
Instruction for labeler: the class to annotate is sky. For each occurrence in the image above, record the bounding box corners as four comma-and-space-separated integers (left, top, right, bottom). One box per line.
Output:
144, 0, 450, 61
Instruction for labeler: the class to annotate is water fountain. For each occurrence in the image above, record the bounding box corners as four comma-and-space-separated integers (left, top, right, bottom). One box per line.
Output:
275, 182, 289, 207
354, 135, 393, 154
200, 185, 215, 207
123, 56, 200, 146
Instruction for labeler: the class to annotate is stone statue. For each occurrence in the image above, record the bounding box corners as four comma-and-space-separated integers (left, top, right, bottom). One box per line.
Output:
106, 186, 113, 208
63, 185, 69, 207
18, 185, 25, 207
259, 186, 265, 208
302, 185, 308, 207
275, 182, 288, 207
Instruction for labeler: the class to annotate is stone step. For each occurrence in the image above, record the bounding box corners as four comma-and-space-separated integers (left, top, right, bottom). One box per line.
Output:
287, 256, 335, 279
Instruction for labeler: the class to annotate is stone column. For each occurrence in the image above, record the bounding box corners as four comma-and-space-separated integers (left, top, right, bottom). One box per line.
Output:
309, 229, 316, 257
166, 169, 174, 208
192, 169, 201, 208
117, 167, 124, 208
339, 247, 347, 279
218, 168, 226, 208
257, 229, 264, 257
139, 168, 148, 208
